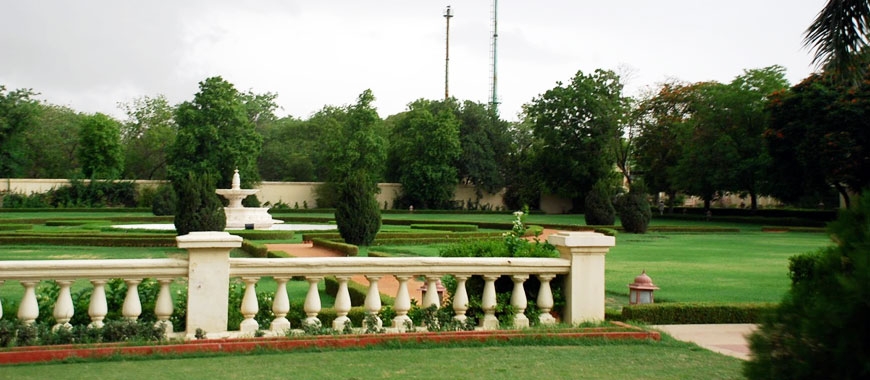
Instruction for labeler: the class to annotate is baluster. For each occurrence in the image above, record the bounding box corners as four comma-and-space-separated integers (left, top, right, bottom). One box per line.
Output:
452, 275, 469, 323
392, 275, 412, 332
122, 279, 142, 321
303, 276, 322, 327
332, 276, 352, 331
88, 279, 108, 328
154, 278, 174, 334
18, 281, 39, 325
52, 280, 75, 331
511, 275, 529, 328
270, 277, 291, 333
536, 274, 557, 325
422, 276, 441, 309
240, 277, 260, 333
364, 276, 382, 330
0, 280, 4, 320
480, 275, 499, 330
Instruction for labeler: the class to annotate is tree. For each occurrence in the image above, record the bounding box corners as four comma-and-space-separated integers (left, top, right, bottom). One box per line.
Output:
804, 0, 870, 84
744, 191, 870, 379
77, 113, 125, 178
323, 90, 385, 245
388, 99, 462, 209
524, 69, 628, 210
454, 100, 511, 195
21, 104, 83, 178
502, 116, 546, 210
584, 180, 616, 225
765, 71, 870, 207
634, 81, 695, 211
173, 171, 226, 235
0, 85, 40, 177
119, 95, 177, 180
169, 76, 263, 190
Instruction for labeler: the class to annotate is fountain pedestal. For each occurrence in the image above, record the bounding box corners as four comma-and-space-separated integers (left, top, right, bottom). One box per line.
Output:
215, 170, 284, 230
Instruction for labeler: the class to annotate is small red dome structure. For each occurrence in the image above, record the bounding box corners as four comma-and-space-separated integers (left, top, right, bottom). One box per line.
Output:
628, 270, 659, 305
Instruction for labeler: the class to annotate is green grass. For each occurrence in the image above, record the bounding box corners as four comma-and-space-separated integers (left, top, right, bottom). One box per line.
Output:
0, 337, 743, 379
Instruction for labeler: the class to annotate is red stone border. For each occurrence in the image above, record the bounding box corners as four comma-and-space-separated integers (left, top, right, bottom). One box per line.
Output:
0, 326, 659, 365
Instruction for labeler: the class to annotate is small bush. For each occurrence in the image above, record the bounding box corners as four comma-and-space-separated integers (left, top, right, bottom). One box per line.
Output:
334, 175, 381, 246
151, 184, 176, 216
616, 191, 651, 234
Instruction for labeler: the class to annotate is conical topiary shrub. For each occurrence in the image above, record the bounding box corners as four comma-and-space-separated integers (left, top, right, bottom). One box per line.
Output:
173, 171, 226, 236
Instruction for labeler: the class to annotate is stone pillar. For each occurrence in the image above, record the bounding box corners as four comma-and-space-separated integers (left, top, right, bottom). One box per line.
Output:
177, 231, 243, 338
547, 231, 615, 324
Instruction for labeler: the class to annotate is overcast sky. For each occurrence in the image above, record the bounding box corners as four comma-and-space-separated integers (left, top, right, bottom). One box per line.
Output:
1, 0, 827, 122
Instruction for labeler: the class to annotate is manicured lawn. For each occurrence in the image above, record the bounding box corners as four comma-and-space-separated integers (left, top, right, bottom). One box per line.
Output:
0, 337, 744, 379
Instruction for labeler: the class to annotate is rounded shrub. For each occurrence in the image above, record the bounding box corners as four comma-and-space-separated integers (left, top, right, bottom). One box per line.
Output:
616, 191, 651, 233
151, 184, 176, 216
584, 181, 616, 225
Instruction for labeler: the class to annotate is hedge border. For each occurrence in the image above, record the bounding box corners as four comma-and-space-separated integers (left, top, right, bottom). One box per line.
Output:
620, 302, 777, 324
410, 224, 479, 232
311, 238, 358, 257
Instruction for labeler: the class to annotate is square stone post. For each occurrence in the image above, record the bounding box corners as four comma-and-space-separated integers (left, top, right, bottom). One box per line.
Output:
547, 231, 615, 324
176, 231, 242, 337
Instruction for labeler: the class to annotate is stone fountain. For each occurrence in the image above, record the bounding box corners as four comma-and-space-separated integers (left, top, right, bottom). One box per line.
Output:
215, 170, 284, 229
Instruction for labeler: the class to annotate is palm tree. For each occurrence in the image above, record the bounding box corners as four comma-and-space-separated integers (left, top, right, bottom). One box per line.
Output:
804, 0, 870, 83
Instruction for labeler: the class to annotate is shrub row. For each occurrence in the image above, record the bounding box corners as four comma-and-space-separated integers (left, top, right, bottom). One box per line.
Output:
0, 235, 176, 247
323, 276, 394, 307
0, 224, 32, 231
409, 224, 479, 232
45, 220, 111, 227
230, 230, 295, 240
620, 302, 777, 324
311, 238, 358, 256
237, 239, 292, 258
0, 207, 152, 213
302, 231, 504, 242
760, 226, 827, 233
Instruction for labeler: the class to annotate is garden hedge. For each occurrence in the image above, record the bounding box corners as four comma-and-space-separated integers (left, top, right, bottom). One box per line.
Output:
410, 224, 479, 232
620, 302, 777, 324
311, 238, 359, 256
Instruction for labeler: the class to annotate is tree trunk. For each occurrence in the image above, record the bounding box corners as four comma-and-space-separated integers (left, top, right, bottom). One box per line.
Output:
750, 192, 758, 212
835, 183, 851, 208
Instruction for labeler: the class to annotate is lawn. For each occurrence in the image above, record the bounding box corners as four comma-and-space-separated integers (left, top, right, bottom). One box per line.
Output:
0, 337, 744, 379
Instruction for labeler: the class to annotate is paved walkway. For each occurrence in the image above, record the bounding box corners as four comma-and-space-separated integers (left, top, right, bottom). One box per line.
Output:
652, 324, 756, 360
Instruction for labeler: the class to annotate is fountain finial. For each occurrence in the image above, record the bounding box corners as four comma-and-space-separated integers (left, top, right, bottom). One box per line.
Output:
231, 169, 241, 190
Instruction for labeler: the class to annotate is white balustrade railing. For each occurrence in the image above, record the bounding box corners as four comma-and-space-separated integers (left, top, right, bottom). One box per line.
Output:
0, 231, 614, 339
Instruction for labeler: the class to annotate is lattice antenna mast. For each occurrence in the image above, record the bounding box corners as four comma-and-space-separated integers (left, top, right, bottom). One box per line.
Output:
489, 0, 499, 115
444, 5, 454, 100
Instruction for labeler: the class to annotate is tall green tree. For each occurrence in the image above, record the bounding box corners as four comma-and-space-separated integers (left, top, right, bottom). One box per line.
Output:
388, 98, 462, 209
0, 85, 40, 177
77, 113, 124, 178
524, 69, 628, 210
119, 95, 177, 180
454, 100, 511, 196
634, 81, 695, 210
169, 76, 263, 189
805, 0, 870, 83
325, 90, 385, 245
766, 71, 870, 207
21, 104, 83, 178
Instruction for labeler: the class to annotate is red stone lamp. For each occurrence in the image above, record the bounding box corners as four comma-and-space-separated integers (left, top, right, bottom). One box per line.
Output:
628, 270, 659, 305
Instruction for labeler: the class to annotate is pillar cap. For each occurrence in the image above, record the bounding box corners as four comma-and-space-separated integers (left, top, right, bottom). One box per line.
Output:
547, 231, 615, 248
176, 231, 243, 249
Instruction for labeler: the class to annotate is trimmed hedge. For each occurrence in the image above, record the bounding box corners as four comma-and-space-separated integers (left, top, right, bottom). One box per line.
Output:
324, 276, 394, 306
311, 238, 359, 257
621, 302, 777, 324
0, 235, 176, 247
303, 231, 504, 243
760, 226, 827, 233
230, 230, 295, 240
0, 224, 32, 231
45, 220, 111, 227
410, 224, 479, 232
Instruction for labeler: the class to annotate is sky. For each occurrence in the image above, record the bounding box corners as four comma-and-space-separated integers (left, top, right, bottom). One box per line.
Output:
1, 0, 828, 122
